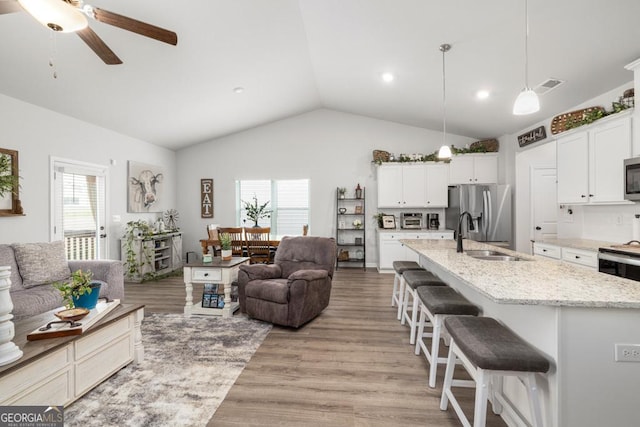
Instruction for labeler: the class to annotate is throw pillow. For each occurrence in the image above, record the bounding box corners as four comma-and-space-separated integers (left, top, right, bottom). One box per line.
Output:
12, 241, 71, 288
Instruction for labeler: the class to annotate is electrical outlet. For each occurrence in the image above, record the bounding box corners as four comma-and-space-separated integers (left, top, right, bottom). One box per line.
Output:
615, 344, 640, 362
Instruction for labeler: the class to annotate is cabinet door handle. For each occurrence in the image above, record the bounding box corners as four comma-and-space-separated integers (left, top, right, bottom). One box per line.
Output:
575, 255, 580, 259
589, 194, 594, 197
204, 273, 209, 277
581, 194, 586, 198
542, 249, 547, 252
535, 226, 541, 230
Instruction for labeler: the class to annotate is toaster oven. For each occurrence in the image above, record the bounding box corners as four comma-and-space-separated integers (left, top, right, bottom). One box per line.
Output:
401, 213, 423, 229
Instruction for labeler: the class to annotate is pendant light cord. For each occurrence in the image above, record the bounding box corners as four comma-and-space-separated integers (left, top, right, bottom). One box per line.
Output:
524, 0, 529, 88
440, 44, 450, 147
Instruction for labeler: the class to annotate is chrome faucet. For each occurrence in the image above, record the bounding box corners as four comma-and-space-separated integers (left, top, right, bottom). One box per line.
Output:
456, 211, 475, 253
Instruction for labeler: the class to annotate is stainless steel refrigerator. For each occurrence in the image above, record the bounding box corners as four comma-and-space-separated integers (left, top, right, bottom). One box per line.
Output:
445, 184, 512, 244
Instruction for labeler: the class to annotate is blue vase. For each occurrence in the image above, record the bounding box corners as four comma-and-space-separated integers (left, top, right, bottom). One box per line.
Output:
72, 282, 102, 309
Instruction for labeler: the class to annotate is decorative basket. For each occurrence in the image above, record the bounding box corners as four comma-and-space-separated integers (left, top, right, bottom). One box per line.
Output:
469, 138, 499, 152
338, 249, 349, 261
372, 150, 390, 163
550, 106, 604, 135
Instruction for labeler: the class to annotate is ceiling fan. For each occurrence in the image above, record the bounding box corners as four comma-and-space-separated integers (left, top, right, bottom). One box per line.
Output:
0, 0, 178, 64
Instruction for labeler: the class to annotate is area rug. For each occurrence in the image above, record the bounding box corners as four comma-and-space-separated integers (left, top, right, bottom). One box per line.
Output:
65, 313, 272, 427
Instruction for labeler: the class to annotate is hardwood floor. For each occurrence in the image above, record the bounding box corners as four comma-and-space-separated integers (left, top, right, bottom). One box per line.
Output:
126, 269, 506, 427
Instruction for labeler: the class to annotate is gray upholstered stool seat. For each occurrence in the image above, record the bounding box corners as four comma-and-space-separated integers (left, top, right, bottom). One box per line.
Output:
391, 261, 423, 319
440, 315, 550, 427
403, 270, 446, 289
393, 260, 422, 274
418, 286, 480, 316
401, 269, 447, 345
415, 287, 480, 388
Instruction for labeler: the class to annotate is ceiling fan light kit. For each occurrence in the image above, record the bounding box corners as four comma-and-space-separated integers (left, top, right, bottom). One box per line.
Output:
512, 0, 540, 115
18, 0, 88, 33
10, 0, 178, 65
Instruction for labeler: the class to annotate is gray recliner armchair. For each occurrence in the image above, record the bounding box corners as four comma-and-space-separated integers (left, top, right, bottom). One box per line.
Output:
238, 236, 337, 328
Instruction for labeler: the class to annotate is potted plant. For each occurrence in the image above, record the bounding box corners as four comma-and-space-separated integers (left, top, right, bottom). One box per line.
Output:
353, 219, 362, 229
54, 269, 101, 309
122, 219, 154, 280
220, 233, 233, 261
0, 153, 18, 199
338, 187, 346, 199
243, 195, 272, 227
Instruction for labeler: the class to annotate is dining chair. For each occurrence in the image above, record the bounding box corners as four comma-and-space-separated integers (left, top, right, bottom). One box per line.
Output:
244, 226, 273, 264
217, 227, 245, 257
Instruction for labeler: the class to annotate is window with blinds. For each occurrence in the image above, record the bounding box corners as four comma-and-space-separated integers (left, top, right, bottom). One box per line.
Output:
237, 179, 309, 236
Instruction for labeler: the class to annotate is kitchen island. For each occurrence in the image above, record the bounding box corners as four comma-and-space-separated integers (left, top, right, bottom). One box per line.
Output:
401, 238, 640, 427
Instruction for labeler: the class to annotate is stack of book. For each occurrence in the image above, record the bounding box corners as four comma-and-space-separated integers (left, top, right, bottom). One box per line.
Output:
201, 284, 225, 308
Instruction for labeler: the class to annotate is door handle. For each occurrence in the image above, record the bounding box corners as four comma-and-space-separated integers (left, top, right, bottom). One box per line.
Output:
99, 234, 107, 238
535, 226, 541, 230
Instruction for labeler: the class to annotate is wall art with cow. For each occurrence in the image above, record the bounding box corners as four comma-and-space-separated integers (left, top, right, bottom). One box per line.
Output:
128, 161, 165, 213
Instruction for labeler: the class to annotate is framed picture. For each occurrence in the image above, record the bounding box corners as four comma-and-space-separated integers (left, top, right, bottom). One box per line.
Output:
338, 220, 346, 229
355, 205, 363, 214
128, 161, 165, 213
355, 237, 363, 245
382, 215, 396, 229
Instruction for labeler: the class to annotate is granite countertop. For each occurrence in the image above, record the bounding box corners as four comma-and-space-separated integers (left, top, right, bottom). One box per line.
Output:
531, 237, 619, 252
400, 239, 640, 309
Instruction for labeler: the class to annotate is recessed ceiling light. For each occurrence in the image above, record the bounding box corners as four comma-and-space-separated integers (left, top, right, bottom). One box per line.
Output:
476, 90, 490, 100
233, 87, 244, 94
381, 72, 395, 83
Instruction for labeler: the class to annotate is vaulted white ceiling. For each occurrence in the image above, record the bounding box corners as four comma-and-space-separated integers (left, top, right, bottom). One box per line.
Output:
0, 0, 638, 150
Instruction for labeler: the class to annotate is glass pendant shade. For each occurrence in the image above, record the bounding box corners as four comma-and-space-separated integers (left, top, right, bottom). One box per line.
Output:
513, 88, 540, 115
438, 144, 452, 159
18, 0, 88, 33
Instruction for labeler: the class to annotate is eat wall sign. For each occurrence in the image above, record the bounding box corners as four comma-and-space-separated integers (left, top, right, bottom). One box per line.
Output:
201, 179, 213, 218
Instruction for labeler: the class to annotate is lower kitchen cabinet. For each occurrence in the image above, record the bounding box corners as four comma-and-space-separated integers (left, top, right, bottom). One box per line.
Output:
533, 242, 597, 270
377, 230, 453, 272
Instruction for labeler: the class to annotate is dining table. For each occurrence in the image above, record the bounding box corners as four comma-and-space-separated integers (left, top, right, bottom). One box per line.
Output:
199, 238, 280, 255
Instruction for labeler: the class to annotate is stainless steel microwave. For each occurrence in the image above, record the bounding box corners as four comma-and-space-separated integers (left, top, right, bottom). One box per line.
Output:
624, 157, 640, 201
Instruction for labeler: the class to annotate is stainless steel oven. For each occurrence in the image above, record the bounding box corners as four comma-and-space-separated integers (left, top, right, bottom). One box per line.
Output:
598, 247, 640, 281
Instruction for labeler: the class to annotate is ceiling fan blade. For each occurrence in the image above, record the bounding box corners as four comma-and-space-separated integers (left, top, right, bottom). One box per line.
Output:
76, 27, 122, 65
92, 7, 177, 46
0, 1, 22, 15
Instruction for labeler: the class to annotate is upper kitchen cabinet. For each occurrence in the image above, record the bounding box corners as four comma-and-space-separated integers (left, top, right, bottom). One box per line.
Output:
448, 153, 498, 184
557, 111, 632, 204
377, 163, 449, 208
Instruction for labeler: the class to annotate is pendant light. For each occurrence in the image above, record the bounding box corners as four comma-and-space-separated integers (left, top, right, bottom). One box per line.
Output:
18, 0, 88, 33
437, 43, 452, 159
512, 0, 539, 115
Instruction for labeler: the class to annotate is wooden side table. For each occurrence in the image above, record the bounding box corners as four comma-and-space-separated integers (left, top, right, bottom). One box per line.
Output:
183, 258, 250, 318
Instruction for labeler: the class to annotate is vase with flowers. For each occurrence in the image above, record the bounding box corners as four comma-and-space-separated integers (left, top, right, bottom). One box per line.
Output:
353, 219, 362, 229
243, 195, 272, 227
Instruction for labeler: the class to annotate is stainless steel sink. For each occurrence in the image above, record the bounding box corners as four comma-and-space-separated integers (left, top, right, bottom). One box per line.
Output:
465, 250, 509, 257
465, 250, 528, 261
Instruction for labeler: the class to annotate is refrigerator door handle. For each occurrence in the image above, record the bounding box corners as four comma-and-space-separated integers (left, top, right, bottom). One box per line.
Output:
484, 190, 492, 239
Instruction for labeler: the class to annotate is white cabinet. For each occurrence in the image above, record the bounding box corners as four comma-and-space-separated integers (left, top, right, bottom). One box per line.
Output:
561, 247, 598, 270
122, 232, 182, 282
425, 164, 449, 206
533, 242, 597, 270
377, 163, 448, 208
533, 242, 561, 260
377, 230, 454, 272
557, 112, 632, 204
448, 154, 498, 184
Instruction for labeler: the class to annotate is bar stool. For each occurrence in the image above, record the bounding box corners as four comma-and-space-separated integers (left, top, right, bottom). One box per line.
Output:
414, 286, 479, 388
391, 261, 422, 320
400, 269, 446, 345
440, 316, 550, 427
